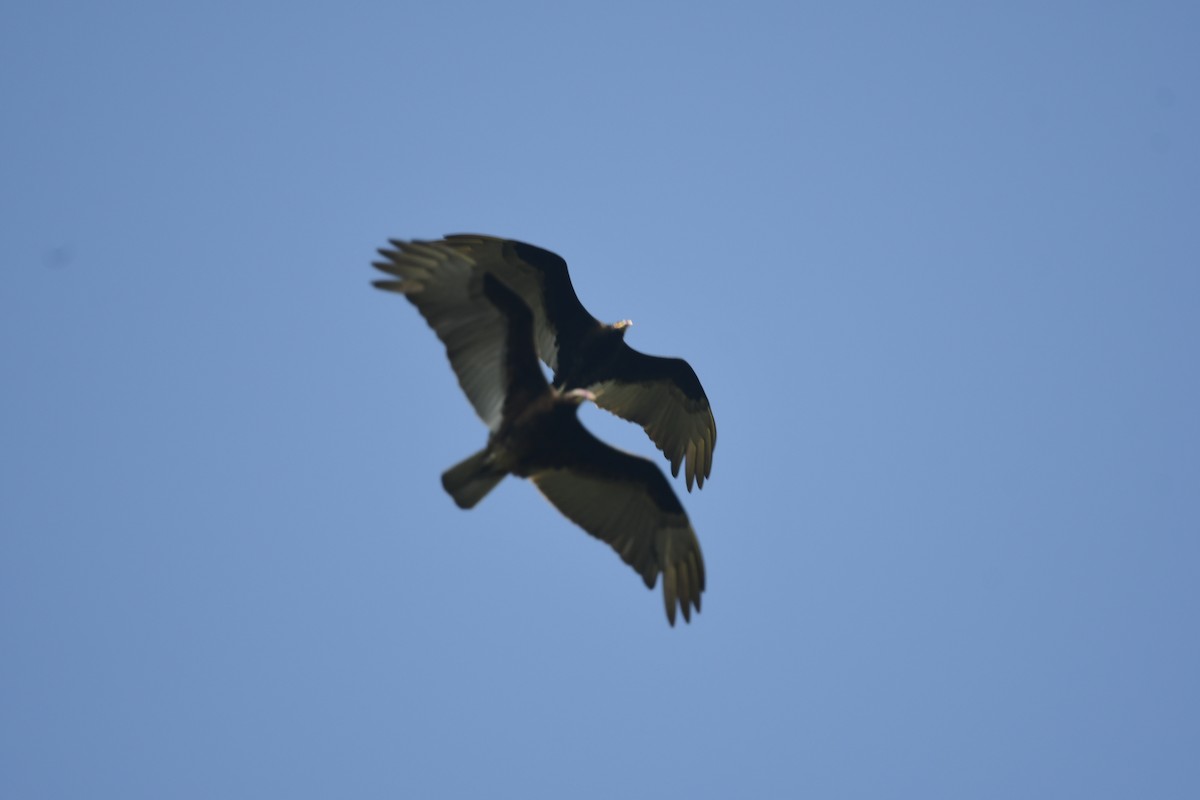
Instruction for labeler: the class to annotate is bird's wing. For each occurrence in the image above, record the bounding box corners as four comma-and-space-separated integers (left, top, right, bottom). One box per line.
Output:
529, 424, 705, 626
373, 240, 523, 431
441, 234, 602, 372
586, 347, 717, 492
479, 273, 554, 420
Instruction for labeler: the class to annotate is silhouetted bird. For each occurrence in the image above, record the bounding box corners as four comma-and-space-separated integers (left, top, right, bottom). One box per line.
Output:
374, 240, 705, 625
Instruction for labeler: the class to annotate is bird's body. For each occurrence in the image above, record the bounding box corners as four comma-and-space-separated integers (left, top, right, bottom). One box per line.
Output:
438, 389, 585, 512
373, 239, 706, 625
550, 321, 628, 390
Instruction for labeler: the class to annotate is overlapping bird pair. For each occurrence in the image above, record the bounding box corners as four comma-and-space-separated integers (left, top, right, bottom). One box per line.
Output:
373, 235, 716, 625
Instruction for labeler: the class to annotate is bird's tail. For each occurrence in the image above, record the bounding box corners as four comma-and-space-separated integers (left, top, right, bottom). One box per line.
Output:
441, 448, 506, 509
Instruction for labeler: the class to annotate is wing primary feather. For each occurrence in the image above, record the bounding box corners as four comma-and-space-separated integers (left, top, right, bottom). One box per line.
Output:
372, 279, 412, 293
664, 565, 678, 627
677, 560, 691, 624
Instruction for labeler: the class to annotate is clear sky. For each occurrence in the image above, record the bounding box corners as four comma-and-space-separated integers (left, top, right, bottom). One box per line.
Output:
2, 2, 1198, 798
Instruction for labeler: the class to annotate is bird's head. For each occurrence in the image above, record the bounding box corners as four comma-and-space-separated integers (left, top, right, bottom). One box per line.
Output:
611, 319, 633, 336
561, 388, 597, 406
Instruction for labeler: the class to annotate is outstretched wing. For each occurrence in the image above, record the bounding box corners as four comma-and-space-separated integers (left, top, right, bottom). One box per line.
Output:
441, 234, 603, 373
588, 347, 717, 491
373, 240, 523, 431
530, 422, 705, 626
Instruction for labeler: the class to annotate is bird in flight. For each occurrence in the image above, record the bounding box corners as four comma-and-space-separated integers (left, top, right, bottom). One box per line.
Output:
425, 234, 716, 491
373, 239, 705, 625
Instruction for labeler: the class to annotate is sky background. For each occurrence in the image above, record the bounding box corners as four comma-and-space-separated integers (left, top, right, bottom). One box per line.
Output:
2, 2, 1198, 798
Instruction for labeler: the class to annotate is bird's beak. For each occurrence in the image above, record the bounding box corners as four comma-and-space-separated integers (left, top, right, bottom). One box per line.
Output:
564, 388, 597, 405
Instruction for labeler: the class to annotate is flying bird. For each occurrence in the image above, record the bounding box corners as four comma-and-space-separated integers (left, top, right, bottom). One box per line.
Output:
373, 239, 705, 625
427, 234, 716, 492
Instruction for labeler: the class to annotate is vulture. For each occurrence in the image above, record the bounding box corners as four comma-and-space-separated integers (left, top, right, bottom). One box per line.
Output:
373, 239, 705, 625
429, 234, 716, 492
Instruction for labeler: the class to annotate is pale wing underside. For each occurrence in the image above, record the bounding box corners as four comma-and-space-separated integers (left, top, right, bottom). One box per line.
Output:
440, 235, 562, 371
531, 467, 705, 625
373, 241, 509, 431
590, 379, 717, 491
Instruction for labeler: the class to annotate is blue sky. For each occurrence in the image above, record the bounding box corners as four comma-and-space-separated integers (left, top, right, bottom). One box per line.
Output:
3, 2, 1198, 797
